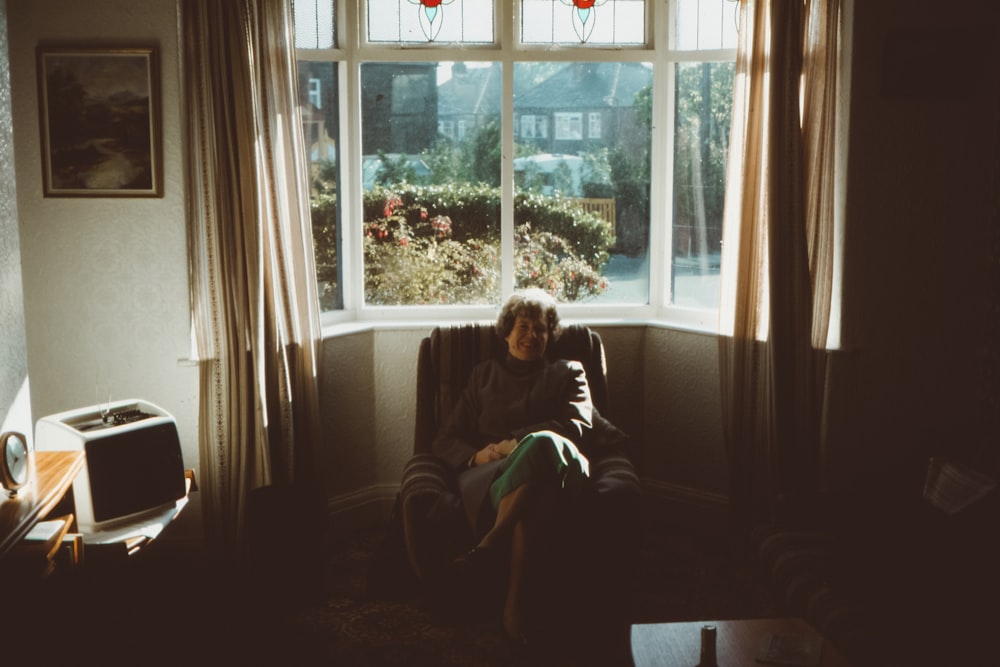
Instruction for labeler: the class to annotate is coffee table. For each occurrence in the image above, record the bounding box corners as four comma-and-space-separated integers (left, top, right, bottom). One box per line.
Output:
631, 617, 851, 667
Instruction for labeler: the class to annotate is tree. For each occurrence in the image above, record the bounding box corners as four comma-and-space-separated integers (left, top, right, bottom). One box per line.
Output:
374, 150, 418, 186
466, 120, 502, 187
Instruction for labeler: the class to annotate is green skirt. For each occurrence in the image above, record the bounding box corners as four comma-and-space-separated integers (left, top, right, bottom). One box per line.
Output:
488, 430, 591, 509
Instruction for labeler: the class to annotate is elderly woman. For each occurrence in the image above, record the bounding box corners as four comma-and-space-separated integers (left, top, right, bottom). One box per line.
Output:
431, 288, 594, 642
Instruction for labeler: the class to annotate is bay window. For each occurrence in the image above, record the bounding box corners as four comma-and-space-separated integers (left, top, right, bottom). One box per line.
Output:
294, 0, 737, 325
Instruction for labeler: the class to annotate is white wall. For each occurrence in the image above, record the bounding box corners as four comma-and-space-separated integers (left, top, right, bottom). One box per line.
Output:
0, 0, 30, 437
9, 0, 199, 534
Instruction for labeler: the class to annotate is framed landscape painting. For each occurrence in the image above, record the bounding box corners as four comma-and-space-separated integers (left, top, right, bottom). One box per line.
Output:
37, 46, 162, 197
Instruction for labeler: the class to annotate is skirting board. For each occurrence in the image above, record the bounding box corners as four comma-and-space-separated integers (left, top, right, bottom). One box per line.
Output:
325, 480, 729, 536
641, 478, 729, 532
327, 483, 399, 536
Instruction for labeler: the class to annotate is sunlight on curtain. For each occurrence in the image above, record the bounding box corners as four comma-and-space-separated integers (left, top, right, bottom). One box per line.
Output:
182, 0, 323, 560
718, 0, 842, 529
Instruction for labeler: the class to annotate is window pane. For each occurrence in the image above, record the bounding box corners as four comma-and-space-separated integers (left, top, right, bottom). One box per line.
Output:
515, 62, 652, 304
360, 62, 502, 305
294, 0, 337, 49
367, 0, 494, 44
521, 0, 646, 46
299, 60, 343, 311
675, 0, 738, 51
671, 61, 734, 309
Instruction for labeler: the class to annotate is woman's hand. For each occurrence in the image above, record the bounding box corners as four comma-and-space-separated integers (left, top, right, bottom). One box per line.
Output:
472, 438, 518, 466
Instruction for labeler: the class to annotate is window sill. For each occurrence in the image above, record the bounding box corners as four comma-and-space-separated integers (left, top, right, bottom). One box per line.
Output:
319, 306, 719, 340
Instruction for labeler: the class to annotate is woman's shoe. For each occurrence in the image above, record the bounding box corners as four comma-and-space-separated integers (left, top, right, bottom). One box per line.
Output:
452, 545, 498, 571
450, 544, 506, 589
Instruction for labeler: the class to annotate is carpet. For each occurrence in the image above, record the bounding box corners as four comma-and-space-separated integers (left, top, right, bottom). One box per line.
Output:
258, 519, 778, 666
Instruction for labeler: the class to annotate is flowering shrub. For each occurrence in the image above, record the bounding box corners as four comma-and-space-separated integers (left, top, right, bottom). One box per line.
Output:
515, 223, 608, 302
314, 182, 613, 306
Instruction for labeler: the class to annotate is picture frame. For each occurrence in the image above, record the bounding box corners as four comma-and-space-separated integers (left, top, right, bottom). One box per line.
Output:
37, 46, 162, 197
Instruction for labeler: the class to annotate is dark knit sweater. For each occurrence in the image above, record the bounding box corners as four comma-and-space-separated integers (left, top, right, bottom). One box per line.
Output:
431, 354, 594, 471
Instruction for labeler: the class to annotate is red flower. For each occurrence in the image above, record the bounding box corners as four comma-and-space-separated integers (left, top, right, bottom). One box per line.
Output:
573, 0, 596, 7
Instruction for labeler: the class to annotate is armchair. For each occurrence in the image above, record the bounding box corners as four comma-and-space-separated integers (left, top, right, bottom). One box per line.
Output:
399, 323, 642, 638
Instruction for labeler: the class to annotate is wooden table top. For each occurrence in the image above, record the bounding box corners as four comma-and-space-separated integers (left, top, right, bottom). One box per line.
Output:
0, 450, 85, 559
631, 617, 852, 667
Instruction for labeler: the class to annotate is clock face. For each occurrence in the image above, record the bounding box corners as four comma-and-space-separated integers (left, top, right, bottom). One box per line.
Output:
2, 431, 30, 493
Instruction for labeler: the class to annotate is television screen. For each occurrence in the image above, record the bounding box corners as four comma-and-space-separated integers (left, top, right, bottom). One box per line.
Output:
84, 420, 186, 522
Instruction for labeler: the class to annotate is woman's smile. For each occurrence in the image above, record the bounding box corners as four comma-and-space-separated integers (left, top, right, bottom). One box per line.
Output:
505, 315, 548, 361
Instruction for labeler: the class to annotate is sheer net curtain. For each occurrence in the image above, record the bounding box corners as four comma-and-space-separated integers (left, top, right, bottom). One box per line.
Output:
718, 0, 841, 531
182, 0, 323, 561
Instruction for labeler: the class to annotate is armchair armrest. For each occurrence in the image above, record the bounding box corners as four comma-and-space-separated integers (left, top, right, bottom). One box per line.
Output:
400, 454, 466, 581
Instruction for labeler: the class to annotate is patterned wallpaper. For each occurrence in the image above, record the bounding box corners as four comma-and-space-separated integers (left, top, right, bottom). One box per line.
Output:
0, 0, 29, 427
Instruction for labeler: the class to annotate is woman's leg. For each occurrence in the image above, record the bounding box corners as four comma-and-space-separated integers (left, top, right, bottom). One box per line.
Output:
504, 518, 531, 640
481, 481, 555, 640
477, 482, 535, 551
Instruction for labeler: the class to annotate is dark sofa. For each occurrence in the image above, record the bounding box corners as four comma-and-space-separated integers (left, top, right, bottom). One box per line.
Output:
752, 457, 999, 667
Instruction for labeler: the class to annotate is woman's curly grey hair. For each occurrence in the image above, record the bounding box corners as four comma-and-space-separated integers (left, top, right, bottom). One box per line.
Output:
496, 289, 561, 340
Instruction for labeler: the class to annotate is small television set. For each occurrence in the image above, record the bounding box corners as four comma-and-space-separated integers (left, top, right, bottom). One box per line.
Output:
34, 399, 187, 537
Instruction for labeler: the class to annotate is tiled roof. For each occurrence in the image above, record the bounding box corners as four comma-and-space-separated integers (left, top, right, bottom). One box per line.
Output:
515, 62, 652, 110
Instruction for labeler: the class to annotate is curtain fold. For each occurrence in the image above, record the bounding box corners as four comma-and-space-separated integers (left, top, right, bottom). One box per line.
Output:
182, 0, 323, 561
719, 0, 841, 531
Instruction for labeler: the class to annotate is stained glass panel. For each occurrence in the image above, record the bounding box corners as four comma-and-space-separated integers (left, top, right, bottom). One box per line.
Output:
367, 0, 494, 44
521, 0, 646, 46
674, 0, 738, 51
294, 0, 337, 49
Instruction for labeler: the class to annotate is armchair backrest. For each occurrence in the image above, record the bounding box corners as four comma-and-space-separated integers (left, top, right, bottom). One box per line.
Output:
414, 323, 609, 455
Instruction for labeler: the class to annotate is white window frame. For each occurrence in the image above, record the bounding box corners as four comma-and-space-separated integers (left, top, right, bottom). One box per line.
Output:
521, 114, 537, 139
588, 111, 602, 139
554, 112, 583, 141
301, 0, 736, 332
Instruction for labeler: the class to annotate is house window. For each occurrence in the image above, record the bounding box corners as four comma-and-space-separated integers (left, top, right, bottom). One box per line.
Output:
521, 114, 537, 140
520, 114, 550, 141
295, 0, 736, 320
554, 112, 583, 141
588, 112, 602, 139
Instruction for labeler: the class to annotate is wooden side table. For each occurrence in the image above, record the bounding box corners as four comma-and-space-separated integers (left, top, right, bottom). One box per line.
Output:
631, 617, 852, 667
0, 450, 85, 559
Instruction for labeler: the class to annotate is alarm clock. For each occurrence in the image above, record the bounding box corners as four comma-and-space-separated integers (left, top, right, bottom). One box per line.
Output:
1, 431, 31, 497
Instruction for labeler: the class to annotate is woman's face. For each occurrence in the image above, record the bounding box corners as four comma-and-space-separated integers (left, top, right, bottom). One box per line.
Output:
505, 314, 549, 361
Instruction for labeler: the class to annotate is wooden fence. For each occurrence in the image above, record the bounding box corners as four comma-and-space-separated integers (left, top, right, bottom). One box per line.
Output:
568, 198, 616, 236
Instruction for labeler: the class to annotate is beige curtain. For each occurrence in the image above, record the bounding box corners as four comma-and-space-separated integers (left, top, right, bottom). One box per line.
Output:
182, 0, 323, 561
719, 0, 841, 530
